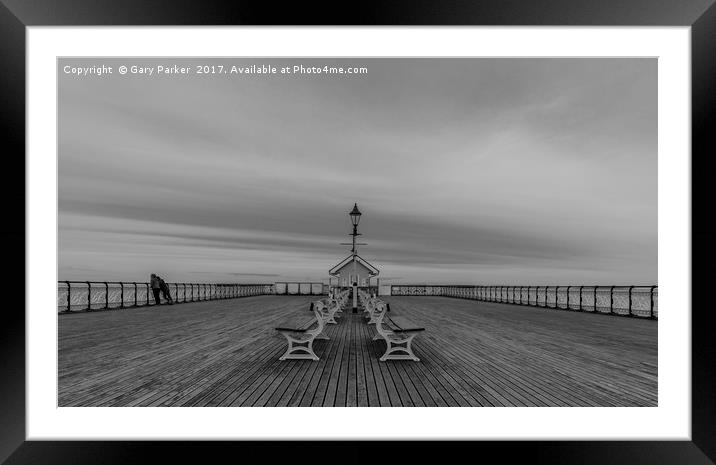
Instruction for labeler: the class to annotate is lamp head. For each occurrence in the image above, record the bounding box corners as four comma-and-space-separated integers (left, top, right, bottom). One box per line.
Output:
349, 203, 362, 227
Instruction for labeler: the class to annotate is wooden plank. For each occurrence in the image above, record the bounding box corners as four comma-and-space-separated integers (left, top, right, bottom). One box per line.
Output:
355, 317, 371, 407
323, 312, 351, 406
362, 322, 392, 407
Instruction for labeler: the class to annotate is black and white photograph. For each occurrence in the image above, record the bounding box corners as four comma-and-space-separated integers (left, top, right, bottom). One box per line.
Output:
57, 57, 657, 408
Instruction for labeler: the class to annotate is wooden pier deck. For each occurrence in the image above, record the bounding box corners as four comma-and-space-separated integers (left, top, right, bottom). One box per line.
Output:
58, 296, 657, 407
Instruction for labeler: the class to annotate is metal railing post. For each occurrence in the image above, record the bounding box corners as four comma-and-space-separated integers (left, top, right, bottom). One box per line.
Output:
566, 286, 570, 310
86, 281, 92, 311
650, 285, 656, 319
594, 286, 598, 312
579, 285, 583, 311
529, 286, 532, 305
553, 286, 558, 309
628, 285, 634, 316
146, 283, 150, 305
65, 281, 71, 312
120, 282, 124, 308
105, 282, 109, 309
610, 285, 615, 315
133, 282, 138, 306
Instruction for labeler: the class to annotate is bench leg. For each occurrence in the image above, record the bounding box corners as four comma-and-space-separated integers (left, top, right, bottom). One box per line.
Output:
278, 334, 319, 361
379, 334, 420, 362
315, 327, 330, 340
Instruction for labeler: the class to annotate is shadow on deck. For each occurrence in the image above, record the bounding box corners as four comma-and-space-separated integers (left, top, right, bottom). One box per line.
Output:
58, 295, 657, 407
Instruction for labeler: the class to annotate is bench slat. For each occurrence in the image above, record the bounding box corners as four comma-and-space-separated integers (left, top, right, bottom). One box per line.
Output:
275, 316, 317, 332
386, 315, 425, 332
275, 327, 308, 333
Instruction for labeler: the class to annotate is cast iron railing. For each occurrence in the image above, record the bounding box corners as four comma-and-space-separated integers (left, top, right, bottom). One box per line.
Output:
390, 285, 658, 319
273, 282, 328, 295
58, 281, 275, 313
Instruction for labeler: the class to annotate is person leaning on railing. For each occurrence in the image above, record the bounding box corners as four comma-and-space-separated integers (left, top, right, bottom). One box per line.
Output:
158, 276, 174, 305
150, 273, 162, 305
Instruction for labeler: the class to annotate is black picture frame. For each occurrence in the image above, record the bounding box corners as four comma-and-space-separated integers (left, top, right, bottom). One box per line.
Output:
3, 1, 714, 463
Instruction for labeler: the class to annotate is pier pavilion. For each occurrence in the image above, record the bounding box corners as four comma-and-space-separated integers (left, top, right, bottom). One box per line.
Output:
328, 253, 379, 288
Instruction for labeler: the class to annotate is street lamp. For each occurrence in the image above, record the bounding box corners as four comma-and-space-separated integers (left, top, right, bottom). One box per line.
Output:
349, 203, 362, 253
349, 203, 361, 312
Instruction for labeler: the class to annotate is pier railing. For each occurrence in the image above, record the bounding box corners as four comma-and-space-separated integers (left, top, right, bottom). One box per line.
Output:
390, 285, 658, 319
274, 282, 328, 295
58, 281, 275, 313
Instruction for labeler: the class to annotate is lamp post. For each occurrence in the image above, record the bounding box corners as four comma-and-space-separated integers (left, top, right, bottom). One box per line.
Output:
339, 203, 367, 312
349, 203, 361, 312
349, 203, 362, 251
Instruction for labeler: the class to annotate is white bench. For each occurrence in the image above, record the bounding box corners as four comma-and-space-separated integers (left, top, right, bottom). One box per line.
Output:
371, 302, 425, 362
364, 299, 387, 325
275, 302, 330, 361
315, 297, 343, 324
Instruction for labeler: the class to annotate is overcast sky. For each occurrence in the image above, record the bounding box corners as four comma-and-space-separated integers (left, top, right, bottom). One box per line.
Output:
58, 58, 656, 285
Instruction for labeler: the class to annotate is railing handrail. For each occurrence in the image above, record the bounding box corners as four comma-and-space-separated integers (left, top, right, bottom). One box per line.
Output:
389, 284, 658, 319
60, 280, 273, 285
57, 281, 276, 313
393, 284, 657, 288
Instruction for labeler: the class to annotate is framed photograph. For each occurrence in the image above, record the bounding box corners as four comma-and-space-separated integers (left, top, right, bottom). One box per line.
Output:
5, 0, 715, 463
